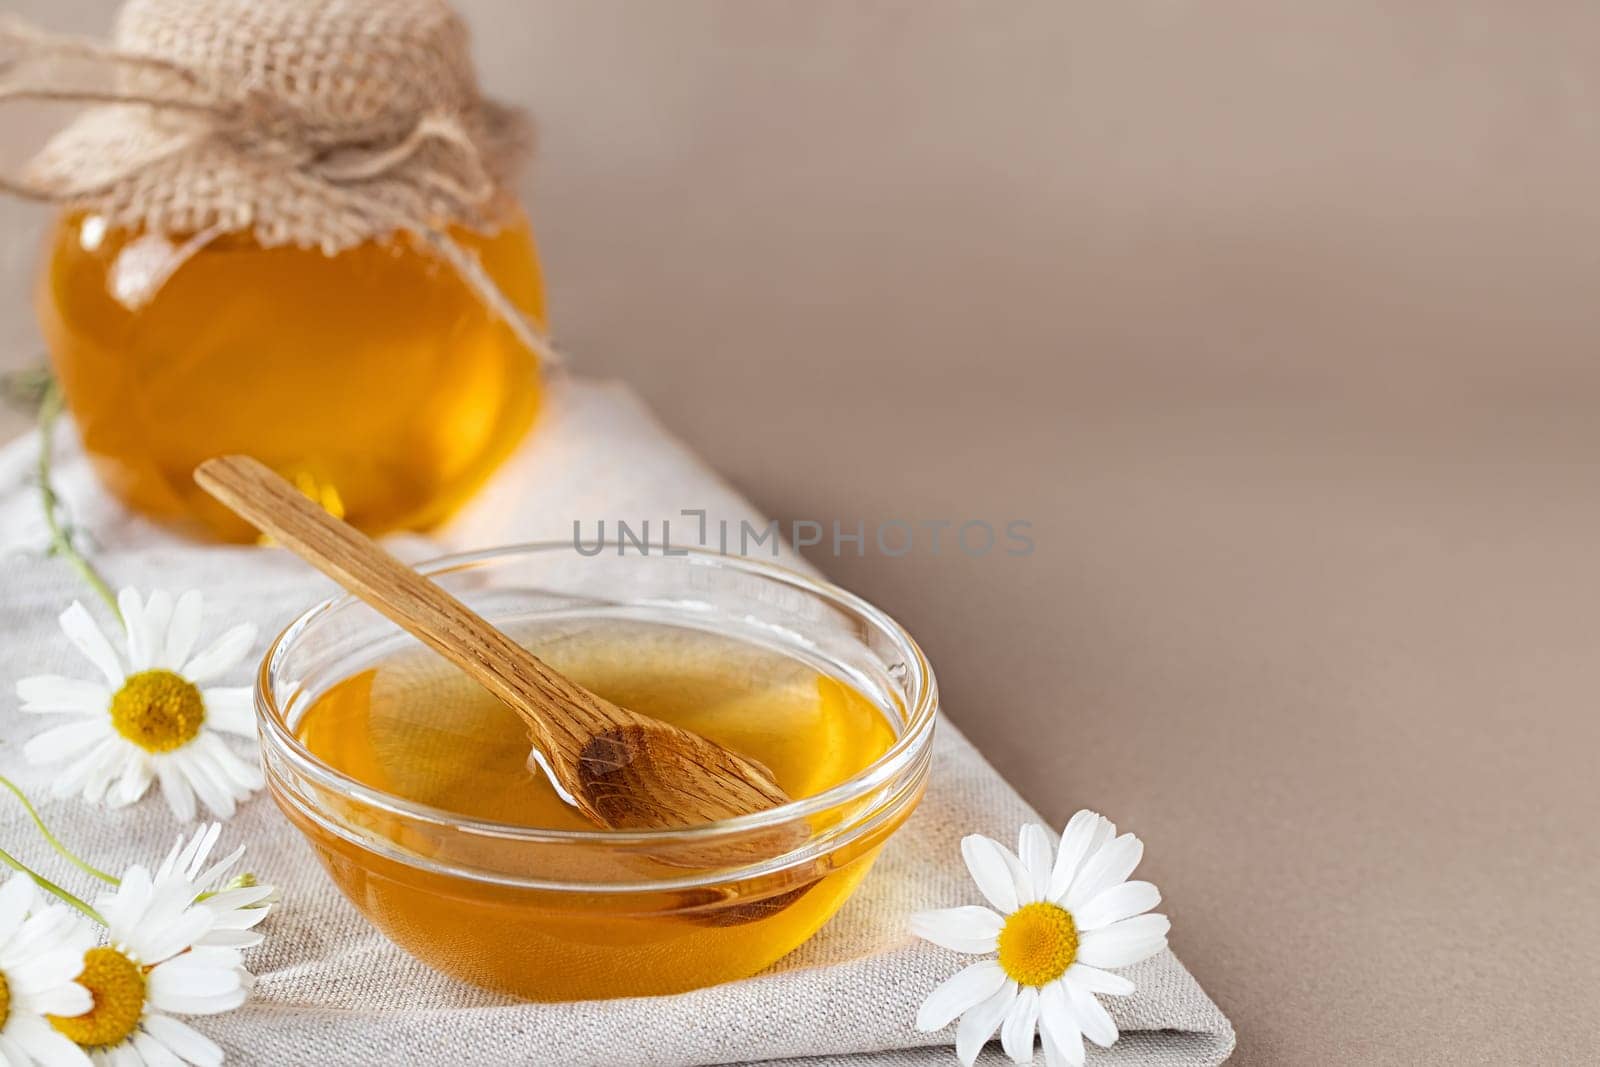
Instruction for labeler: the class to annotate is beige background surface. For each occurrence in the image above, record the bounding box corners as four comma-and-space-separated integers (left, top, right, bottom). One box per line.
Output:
4, 3, 1600, 1064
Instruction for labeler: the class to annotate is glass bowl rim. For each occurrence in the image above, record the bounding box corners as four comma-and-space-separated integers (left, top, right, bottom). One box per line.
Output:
255, 541, 939, 849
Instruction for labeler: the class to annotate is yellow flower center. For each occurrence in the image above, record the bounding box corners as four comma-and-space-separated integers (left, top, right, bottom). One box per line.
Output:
0, 970, 11, 1030
997, 902, 1079, 987
49, 947, 146, 1048
110, 669, 204, 752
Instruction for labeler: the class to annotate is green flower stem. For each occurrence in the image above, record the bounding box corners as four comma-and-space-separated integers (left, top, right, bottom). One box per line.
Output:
0, 845, 106, 925
36, 380, 122, 625
0, 775, 118, 885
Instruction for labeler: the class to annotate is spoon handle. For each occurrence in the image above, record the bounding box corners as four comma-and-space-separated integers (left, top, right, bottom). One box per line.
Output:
195, 454, 794, 839
193, 455, 608, 759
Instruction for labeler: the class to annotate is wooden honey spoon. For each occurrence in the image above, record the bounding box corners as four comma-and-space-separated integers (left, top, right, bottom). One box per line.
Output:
194, 454, 793, 833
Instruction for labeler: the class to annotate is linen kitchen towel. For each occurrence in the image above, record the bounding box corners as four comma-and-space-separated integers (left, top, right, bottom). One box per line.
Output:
0, 379, 1234, 1066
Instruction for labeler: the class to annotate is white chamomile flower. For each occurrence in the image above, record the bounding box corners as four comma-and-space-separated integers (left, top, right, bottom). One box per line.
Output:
50, 825, 262, 1065
158, 824, 275, 950
17, 588, 264, 821
911, 811, 1170, 1067
0, 874, 96, 1066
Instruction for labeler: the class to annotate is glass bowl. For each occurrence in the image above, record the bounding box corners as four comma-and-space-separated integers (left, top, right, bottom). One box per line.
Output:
255, 544, 938, 1000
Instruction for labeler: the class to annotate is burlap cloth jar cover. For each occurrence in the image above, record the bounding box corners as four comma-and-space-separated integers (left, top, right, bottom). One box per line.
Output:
0, 379, 1235, 1065
1, 0, 551, 355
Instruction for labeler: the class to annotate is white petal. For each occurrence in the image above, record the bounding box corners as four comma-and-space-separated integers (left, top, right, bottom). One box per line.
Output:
142, 1015, 224, 1067
174, 751, 236, 821
910, 906, 1004, 954
141, 870, 218, 949
131, 1032, 185, 1067
13, 905, 87, 951
153, 837, 185, 885
0, 1033, 28, 1066
51, 739, 123, 801
22, 980, 93, 1016
25, 720, 111, 765
119, 589, 154, 671
143, 950, 245, 1000
1075, 914, 1170, 969
142, 592, 175, 665
99, 866, 154, 941
1073, 880, 1161, 932
110, 756, 155, 808
132, 908, 213, 967
1066, 981, 1118, 1047
154, 760, 197, 822
108, 1041, 144, 1067
203, 904, 270, 934
1063, 964, 1137, 997
1064, 833, 1144, 913
961, 835, 1026, 914
1039, 982, 1086, 1067
59, 601, 126, 686
1000, 985, 1040, 1064
193, 734, 263, 794
1017, 824, 1054, 904
160, 946, 242, 971
1, 1035, 27, 1065
146, 984, 246, 1017
9, 944, 91, 994
3, 907, 88, 972
80, 745, 127, 805
180, 624, 256, 685
1048, 810, 1113, 904
0, 875, 36, 942
175, 825, 219, 881
161, 592, 203, 671
200, 885, 273, 912
15, 675, 108, 714
147, 902, 202, 951
1041, 1018, 1084, 1067
149, 959, 245, 999
956, 981, 1016, 1067
199, 689, 254, 737
915, 959, 1008, 1032
194, 927, 263, 949
6, 1014, 93, 1066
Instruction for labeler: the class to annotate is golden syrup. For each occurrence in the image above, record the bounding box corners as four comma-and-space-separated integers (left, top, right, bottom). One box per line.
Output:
289, 619, 904, 999
38, 210, 546, 541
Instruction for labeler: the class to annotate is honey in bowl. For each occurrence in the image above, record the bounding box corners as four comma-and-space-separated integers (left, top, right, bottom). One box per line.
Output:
37, 209, 546, 541
300, 619, 895, 831
282, 616, 915, 1000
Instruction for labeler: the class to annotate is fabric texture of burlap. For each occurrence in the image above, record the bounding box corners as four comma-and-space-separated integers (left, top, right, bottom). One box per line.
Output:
1, 0, 527, 253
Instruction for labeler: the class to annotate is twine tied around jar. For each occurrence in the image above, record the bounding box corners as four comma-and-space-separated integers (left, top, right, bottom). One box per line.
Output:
0, 0, 559, 366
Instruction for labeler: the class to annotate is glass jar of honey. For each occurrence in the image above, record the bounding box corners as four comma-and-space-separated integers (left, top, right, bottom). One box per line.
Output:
37, 209, 547, 541
10, 0, 548, 541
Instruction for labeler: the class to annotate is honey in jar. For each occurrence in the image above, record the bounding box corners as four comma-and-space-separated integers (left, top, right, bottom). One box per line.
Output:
12, 0, 548, 541
37, 209, 547, 541
289, 618, 905, 1000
